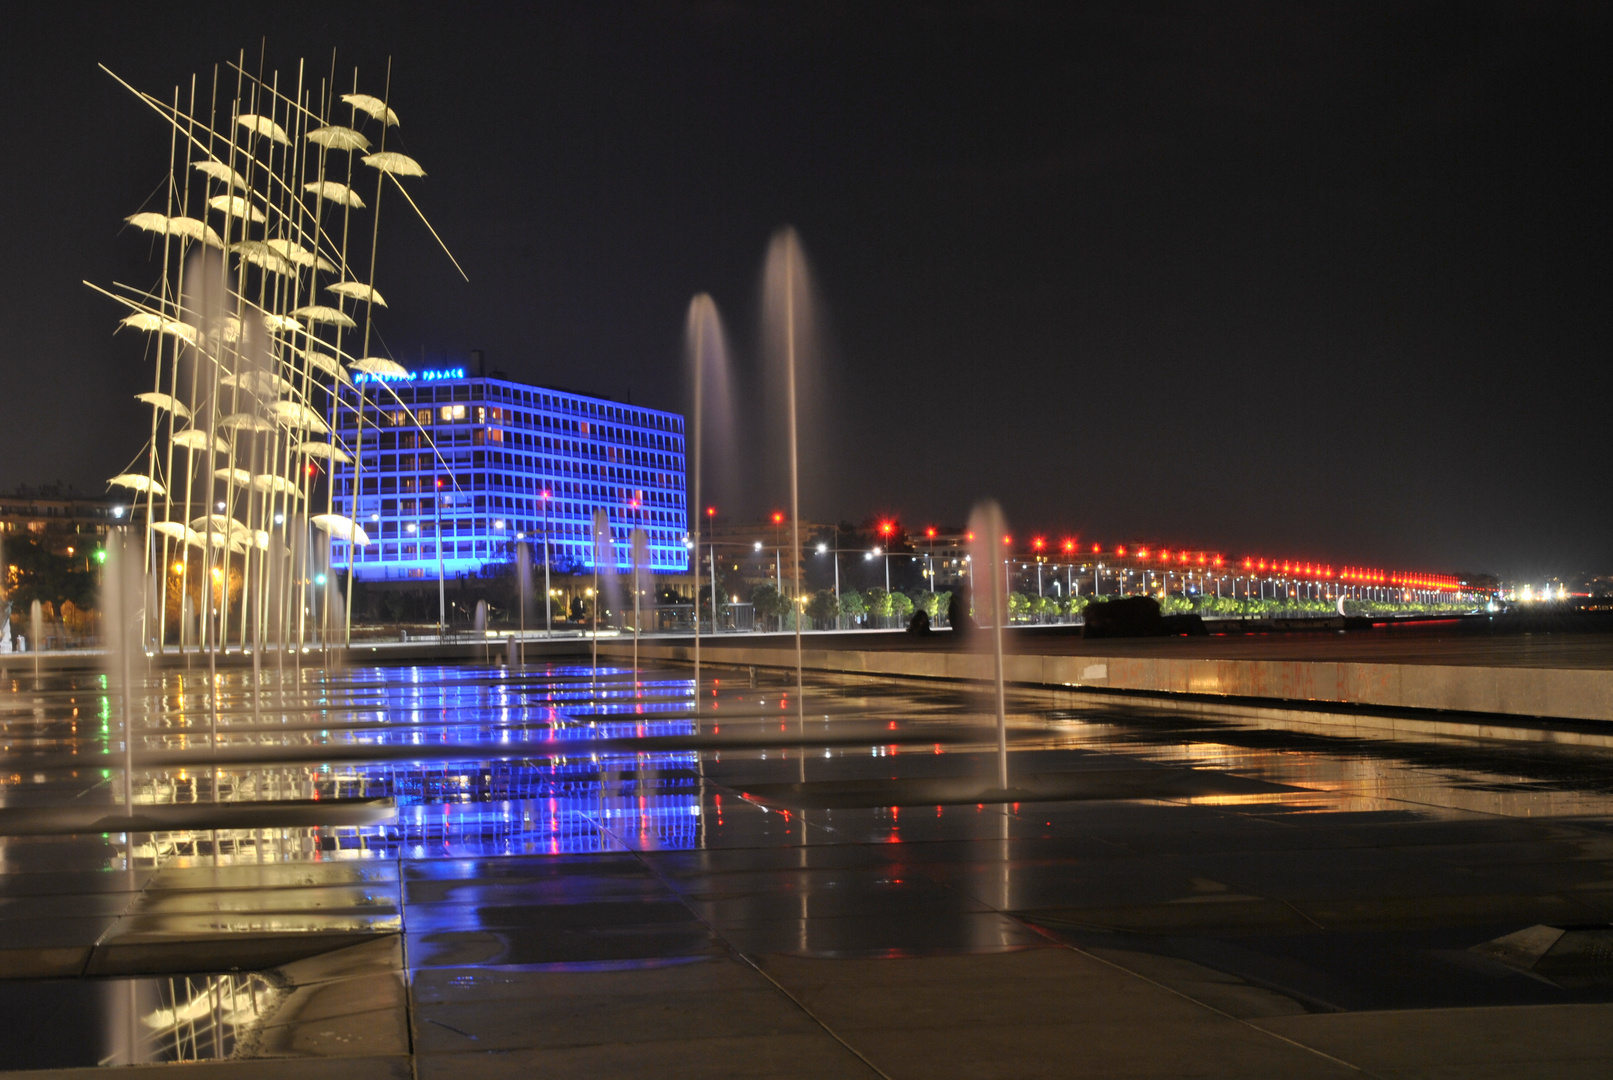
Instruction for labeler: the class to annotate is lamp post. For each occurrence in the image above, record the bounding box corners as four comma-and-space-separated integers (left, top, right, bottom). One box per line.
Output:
435, 477, 446, 641
540, 489, 552, 636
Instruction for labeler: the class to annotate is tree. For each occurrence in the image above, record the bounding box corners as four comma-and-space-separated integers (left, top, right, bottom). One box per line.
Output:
806, 589, 840, 628
840, 590, 868, 624
3, 534, 96, 612
865, 587, 892, 620
889, 591, 915, 621
750, 583, 788, 628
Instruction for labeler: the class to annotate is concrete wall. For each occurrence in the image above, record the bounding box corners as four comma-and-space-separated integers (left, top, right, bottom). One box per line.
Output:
611, 642, 1613, 723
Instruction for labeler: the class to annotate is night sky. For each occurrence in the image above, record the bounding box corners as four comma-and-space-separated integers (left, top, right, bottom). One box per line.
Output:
1, 2, 1607, 579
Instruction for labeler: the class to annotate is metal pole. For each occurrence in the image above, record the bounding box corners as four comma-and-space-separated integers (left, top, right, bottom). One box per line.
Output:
542, 492, 551, 636
833, 551, 840, 628
436, 481, 446, 641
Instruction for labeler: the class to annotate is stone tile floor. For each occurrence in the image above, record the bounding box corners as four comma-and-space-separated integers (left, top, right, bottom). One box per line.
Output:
5, 665, 1613, 1076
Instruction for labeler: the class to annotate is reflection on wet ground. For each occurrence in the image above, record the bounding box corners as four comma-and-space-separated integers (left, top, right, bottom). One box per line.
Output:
6, 662, 1613, 1075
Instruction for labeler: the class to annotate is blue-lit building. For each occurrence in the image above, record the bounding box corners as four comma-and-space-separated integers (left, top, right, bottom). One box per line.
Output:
329, 365, 687, 581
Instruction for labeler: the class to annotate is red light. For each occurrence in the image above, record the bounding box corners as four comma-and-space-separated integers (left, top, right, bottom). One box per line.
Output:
1138, 547, 1149, 558
1062, 539, 1075, 553
541, 490, 551, 499
773, 512, 784, 525
707, 507, 716, 517
879, 521, 895, 536
1033, 537, 1045, 551
1002, 534, 1012, 546
1160, 549, 1170, 562
1117, 545, 1126, 556
925, 527, 936, 539
1092, 543, 1100, 553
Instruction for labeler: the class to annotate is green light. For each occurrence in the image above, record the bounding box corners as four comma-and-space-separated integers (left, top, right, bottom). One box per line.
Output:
92, 549, 107, 565
314, 573, 327, 586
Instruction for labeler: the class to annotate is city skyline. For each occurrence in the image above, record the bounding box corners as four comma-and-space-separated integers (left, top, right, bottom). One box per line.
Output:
0, 4, 1607, 578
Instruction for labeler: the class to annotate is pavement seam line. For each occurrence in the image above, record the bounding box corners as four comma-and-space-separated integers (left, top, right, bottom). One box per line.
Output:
619, 841, 894, 1080
902, 804, 1384, 1077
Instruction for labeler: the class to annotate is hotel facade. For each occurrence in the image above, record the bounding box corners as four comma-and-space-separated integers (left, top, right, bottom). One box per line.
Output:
329, 366, 688, 581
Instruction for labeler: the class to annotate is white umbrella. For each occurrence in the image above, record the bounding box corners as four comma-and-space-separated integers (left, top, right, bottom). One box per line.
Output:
212, 467, 252, 485
262, 313, 304, 334
230, 240, 295, 276
349, 356, 409, 378
266, 239, 335, 272
108, 474, 166, 496
362, 152, 424, 178
270, 400, 331, 434
172, 428, 229, 453
152, 521, 210, 549
326, 281, 387, 307
218, 412, 275, 433
221, 370, 293, 396
296, 349, 350, 383
191, 160, 247, 190
135, 391, 192, 420
307, 126, 371, 152
296, 440, 353, 464
290, 305, 357, 329
124, 212, 224, 248
191, 515, 255, 552
303, 180, 366, 208
207, 195, 267, 224
313, 513, 372, 546
237, 114, 291, 145
119, 312, 198, 345
342, 93, 399, 127
251, 474, 302, 497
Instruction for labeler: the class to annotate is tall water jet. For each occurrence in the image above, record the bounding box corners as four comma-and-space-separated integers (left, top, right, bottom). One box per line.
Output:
631, 527, 650, 683
968, 501, 1011, 791
683, 295, 736, 698
590, 507, 620, 699
516, 540, 532, 665
100, 531, 145, 810
762, 228, 823, 720
30, 600, 43, 683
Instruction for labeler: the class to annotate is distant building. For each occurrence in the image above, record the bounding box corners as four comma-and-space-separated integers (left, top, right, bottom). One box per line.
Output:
329, 365, 688, 582
0, 485, 123, 558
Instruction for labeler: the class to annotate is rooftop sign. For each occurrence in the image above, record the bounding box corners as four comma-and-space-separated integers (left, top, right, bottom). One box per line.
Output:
353, 366, 467, 384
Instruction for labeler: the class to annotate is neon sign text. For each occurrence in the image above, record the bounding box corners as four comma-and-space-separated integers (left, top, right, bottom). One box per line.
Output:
354, 366, 466, 384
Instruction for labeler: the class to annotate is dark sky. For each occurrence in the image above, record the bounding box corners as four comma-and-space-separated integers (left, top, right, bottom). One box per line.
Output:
2, 2, 1607, 578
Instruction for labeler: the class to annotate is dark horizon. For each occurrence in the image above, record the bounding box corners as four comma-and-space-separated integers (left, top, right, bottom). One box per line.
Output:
1, 2, 1607, 580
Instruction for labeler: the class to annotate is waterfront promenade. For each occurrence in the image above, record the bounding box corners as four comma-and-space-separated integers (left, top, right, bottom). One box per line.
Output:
615, 624, 1613, 724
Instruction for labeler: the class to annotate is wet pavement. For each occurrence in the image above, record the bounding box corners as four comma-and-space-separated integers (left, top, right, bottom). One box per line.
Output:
4, 661, 1613, 1076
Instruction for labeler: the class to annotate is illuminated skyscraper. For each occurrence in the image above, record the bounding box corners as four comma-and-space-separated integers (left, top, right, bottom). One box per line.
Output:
329, 365, 687, 581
